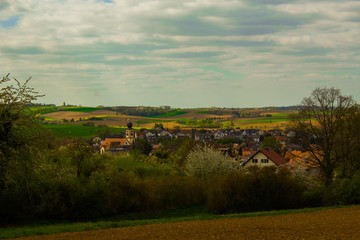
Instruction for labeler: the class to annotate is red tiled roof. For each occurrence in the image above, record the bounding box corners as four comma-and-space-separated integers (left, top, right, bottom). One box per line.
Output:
285, 151, 321, 168
260, 148, 287, 166
100, 138, 126, 149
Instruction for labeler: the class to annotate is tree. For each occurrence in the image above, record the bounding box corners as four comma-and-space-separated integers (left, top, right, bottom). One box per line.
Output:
67, 138, 97, 179
334, 109, 360, 178
0, 73, 44, 192
261, 136, 282, 155
290, 87, 357, 184
185, 144, 236, 179
131, 138, 152, 156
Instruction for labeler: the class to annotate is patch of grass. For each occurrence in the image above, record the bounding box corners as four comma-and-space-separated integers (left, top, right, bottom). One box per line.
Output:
0, 205, 352, 239
43, 117, 57, 121
26, 106, 58, 114
42, 124, 125, 139
148, 110, 188, 118
40, 110, 58, 114
270, 113, 297, 117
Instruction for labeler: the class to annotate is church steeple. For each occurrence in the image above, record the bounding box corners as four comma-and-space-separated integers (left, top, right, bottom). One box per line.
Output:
125, 122, 136, 144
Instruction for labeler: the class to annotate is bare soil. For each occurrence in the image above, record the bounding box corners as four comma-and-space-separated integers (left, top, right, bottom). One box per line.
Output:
10, 206, 360, 240
43, 110, 119, 120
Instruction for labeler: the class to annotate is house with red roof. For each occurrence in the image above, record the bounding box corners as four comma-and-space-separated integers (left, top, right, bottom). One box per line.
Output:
243, 147, 287, 168
100, 138, 131, 154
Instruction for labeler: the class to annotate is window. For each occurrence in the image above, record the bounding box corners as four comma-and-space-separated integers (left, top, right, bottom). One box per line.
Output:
261, 159, 269, 163
252, 159, 258, 163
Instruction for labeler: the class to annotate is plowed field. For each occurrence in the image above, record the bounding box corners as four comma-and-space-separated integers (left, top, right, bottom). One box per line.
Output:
9, 206, 360, 240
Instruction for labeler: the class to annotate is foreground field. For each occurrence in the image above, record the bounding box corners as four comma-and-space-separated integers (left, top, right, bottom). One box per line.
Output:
8, 206, 360, 240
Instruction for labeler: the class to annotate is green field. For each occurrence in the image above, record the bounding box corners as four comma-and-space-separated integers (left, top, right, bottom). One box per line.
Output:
61, 107, 102, 112
42, 124, 126, 139
270, 113, 297, 117
27, 106, 58, 114
30, 106, 102, 115
148, 110, 188, 118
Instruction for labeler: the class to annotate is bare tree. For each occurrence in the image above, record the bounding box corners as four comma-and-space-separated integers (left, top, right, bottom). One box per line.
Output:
290, 87, 357, 184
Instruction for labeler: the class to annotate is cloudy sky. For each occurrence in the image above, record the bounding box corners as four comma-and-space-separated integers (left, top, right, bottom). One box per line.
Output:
1, 0, 360, 108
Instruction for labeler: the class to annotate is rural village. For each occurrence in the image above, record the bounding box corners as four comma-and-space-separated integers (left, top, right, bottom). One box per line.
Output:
96, 122, 319, 175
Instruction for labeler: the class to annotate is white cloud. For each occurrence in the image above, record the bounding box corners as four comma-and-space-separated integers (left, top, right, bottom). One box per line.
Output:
1, 0, 359, 107
272, 2, 360, 20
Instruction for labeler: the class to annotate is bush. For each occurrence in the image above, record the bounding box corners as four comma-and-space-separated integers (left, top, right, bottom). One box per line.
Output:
208, 166, 305, 214
302, 187, 325, 207
150, 176, 206, 210
329, 174, 360, 205
108, 174, 152, 214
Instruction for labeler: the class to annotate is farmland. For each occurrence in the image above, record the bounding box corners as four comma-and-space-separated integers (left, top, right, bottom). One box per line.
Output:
40, 107, 297, 132
4, 206, 360, 240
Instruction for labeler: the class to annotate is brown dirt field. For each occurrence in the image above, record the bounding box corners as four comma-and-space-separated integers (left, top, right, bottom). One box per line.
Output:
69, 120, 185, 129
43, 110, 119, 120
10, 206, 360, 240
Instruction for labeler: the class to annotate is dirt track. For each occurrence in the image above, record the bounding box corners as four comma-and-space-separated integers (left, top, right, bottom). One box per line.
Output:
10, 206, 360, 240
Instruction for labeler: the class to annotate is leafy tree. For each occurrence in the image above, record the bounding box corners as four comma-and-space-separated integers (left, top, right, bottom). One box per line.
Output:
334, 109, 360, 178
0, 74, 44, 192
172, 138, 198, 167
261, 136, 282, 155
290, 87, 357, 184
131, 138, 152, 156
67, 138, 98, 179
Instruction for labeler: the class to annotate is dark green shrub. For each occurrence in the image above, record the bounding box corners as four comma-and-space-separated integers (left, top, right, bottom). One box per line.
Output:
208, 167, 306, 214
151, 176, 206, 210
302, 186, 326, 207
108, 174, 151, 214
331, 174, 360, 205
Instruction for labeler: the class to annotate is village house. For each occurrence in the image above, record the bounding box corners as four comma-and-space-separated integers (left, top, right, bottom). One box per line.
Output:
174, 131, 190, 139
285, 150, 321, 175
194, 132, 212, 142
243, 147, 287, 168
245, 129, 260, 136
158, 130, 173, 141
100, 122, 136, 154
143, 130, 158, 144
99, 138, 130, 154
213, 129, 226, 140
240, 148, 256, 162
229, 130, 246, 141
246, 134, 261, 143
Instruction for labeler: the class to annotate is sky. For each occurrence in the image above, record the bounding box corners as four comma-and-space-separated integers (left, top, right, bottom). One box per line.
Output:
1, 0, 360, 108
